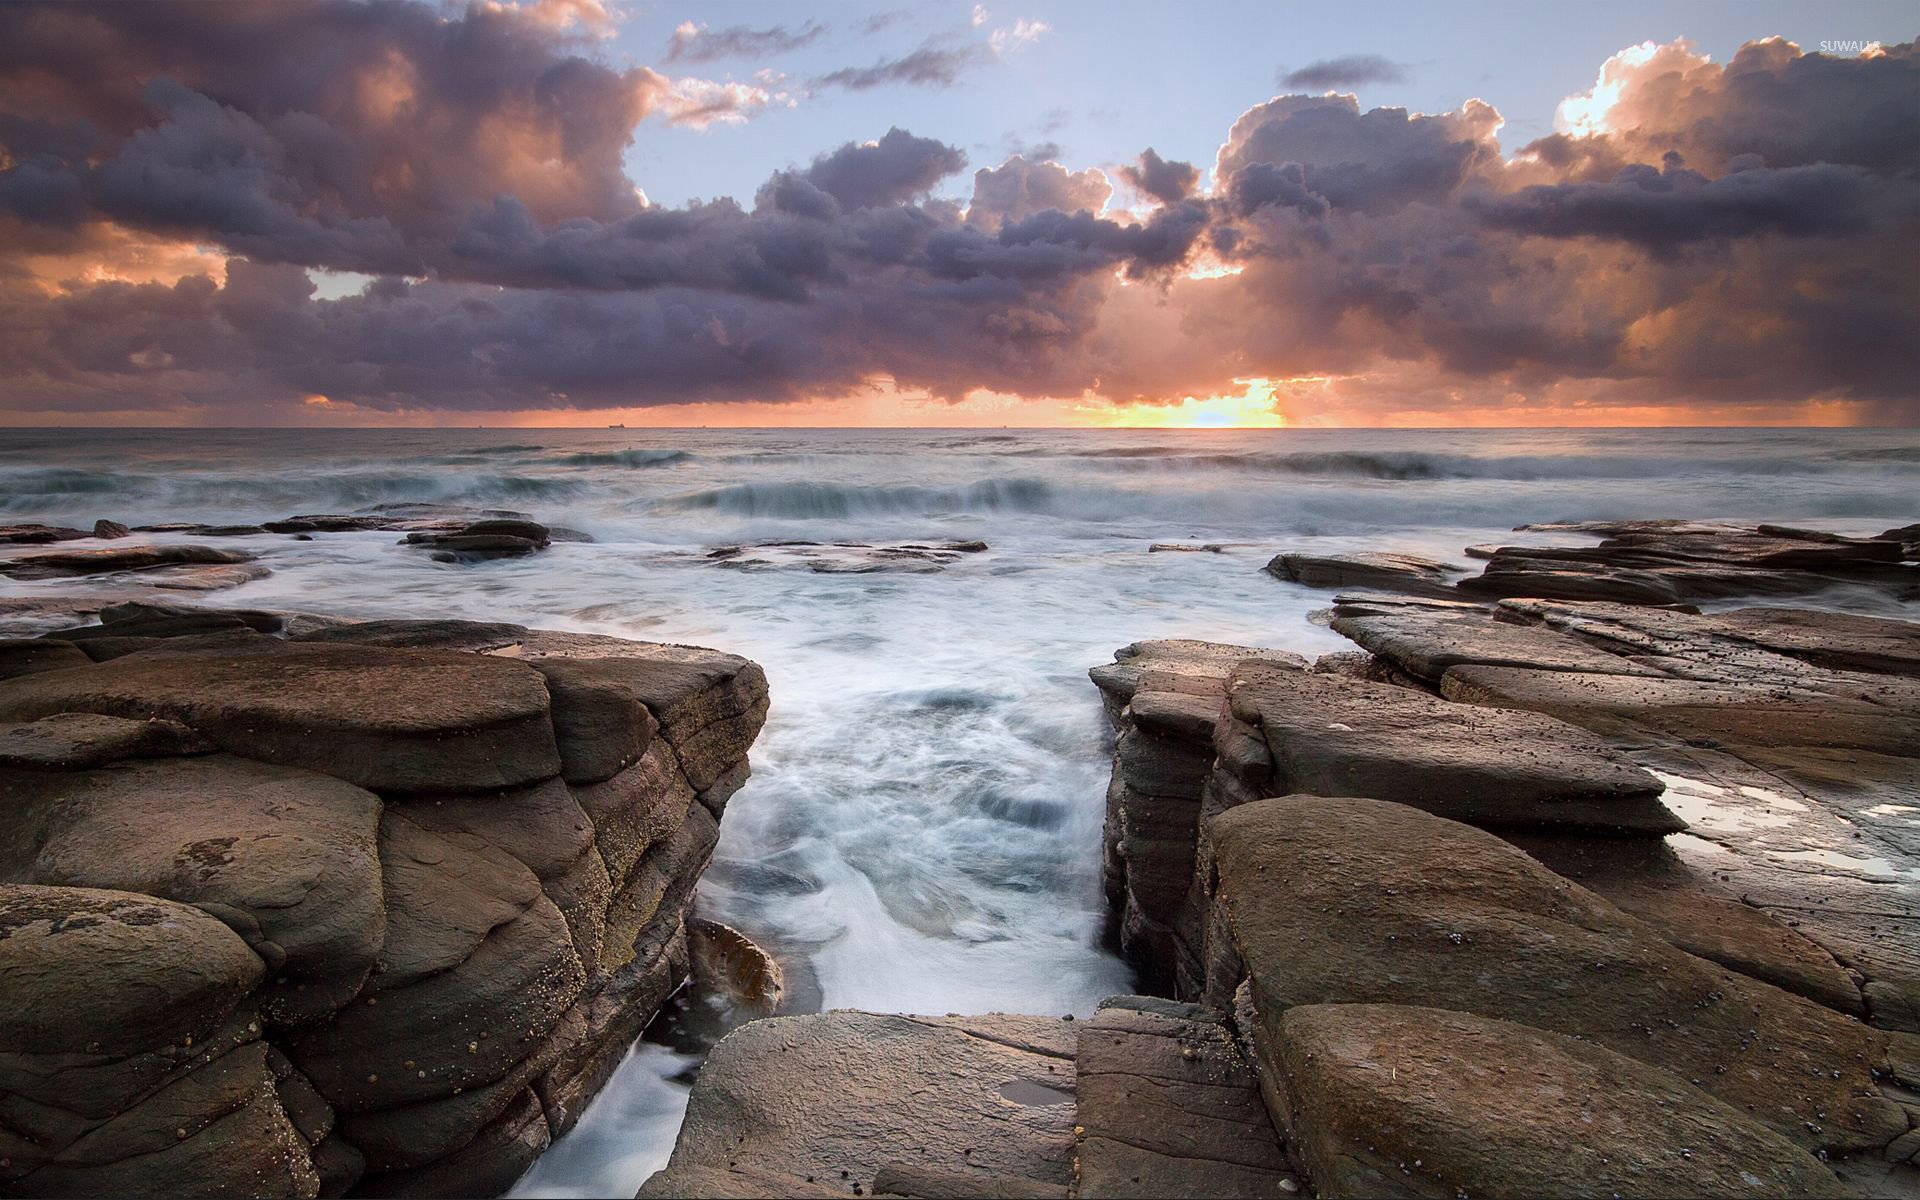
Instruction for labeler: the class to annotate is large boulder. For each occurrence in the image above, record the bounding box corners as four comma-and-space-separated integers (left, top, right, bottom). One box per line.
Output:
2, 753, 385, 1026
0, 607, 771, 1197
1205, 795, 1907, 1154
1267, 1003, 1845, 1199
0, 885, 320, 1198
640, 1012, 1079, 1199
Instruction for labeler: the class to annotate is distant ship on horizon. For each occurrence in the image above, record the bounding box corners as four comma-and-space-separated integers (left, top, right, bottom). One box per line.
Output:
608, 422, 625, 428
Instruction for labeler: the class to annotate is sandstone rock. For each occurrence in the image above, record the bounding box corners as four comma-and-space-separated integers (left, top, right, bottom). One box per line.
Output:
698, 539, 988, 574
530, 657, 663, 784
1222, 667, 1679, 833
402, 518, 552, 560
1, 544, 259, 580
1329, 610, 1659, 684
4, 755, 386, 1027
1267, 1003, 1845, 1199
1442, 663, 1919, 755
1458, 521, 1916, 605
1206, 795, 1907, 1153
293, 618, 527, 652
514, 633, 770, 794
1075, 997, 1297, 1198
0, 643, 563, 793
640, 1012, 1078, 1199
0, 638, 94, 680
1511, 832, 1865, 1017
0, 522, 89, 544
0, 885, 264, 1057
1266, 550, 1459, 599
1089, 639, 1306, 715
0, 712, 214, 770
134, 523, 270, 537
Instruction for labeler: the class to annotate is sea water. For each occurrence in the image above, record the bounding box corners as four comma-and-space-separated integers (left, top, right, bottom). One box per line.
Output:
2, 426, 1913, 1194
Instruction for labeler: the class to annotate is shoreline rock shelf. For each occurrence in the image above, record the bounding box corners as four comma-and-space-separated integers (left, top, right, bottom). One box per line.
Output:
646, 517, 1918, 1200
0, 602, 768, 1198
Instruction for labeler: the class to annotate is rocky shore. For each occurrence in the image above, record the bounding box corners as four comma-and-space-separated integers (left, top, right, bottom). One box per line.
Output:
645, 519, 1919, 1200
0, 601, 768, 1197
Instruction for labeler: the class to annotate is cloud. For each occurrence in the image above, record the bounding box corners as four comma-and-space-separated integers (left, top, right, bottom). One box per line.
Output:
968, 156, 1113, 230
1468, 155, 1881, 253
655, 75, 790, 129
815, 43, 993, 90
666, 20, 827, 63
799, 128, 969, 209
1119, 149, 1201, 203
0, 7, 1915, 425
990, 19, 1050, 54
1278, 54, 1407, 89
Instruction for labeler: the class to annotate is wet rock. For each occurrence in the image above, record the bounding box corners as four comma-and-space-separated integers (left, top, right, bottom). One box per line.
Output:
1458, 521, 1916, 604
91, 520, 130, 539
134, 522, 271, 537
1206, 795, 1907, 1154
403, 518, 553, 560
696, 538, 988, 574
1265, 550, 1459, 599
0, 522, 89, 544
0, 544, 259, 580
640, 1012, 1078, 1199
1267, 1003, 1844, 1199
1219, 666, 1680, 833
1075, 997, 1298, 1198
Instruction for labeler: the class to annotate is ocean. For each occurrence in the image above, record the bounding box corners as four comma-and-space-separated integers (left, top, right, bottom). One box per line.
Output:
2, 425, 1915, 1194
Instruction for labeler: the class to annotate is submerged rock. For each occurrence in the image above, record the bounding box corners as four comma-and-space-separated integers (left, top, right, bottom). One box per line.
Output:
0, 543, 259, 579
697, 538, 988, 573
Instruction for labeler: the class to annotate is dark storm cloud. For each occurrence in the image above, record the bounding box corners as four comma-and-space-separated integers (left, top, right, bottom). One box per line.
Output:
815, 44, 993, 91
1469, 157, 1882, 252
665, 20, 828, 63
1118, 149, 1201, 203
799, 128, 969, 209
1278, 54, 1408, 90
0, 5, 1916, 422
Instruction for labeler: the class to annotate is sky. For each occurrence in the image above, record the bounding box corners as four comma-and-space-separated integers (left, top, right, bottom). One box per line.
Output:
0, 0, 1916, 427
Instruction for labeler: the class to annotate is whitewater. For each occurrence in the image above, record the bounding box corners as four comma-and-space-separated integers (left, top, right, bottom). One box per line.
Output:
2, 425, 1915, 1195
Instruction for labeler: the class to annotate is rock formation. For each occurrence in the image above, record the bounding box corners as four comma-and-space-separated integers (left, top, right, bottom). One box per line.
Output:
0, 601, 767, 1198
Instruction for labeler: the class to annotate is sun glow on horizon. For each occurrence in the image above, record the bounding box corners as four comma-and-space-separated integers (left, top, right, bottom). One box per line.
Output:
1076, 377, 1321, 428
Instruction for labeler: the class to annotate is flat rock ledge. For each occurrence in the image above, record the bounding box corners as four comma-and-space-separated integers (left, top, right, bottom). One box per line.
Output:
1074, 539, 1920, 1195
0, 601, 769, 1199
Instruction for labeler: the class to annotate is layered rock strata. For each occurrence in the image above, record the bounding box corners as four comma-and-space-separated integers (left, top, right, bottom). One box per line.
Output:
0, 602, 768, 1198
